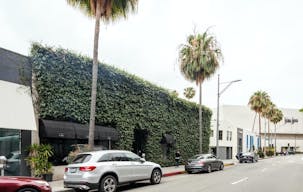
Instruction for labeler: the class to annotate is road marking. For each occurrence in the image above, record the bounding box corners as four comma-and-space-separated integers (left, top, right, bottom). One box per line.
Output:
231, 177, 248, 185
261, 168, 267, 172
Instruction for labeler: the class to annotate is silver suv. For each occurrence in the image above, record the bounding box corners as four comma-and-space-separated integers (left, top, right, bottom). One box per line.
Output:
64, 150, 162, 192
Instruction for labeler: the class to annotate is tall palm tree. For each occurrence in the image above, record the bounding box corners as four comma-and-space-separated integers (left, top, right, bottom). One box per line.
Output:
262, 101, 276, 147
183, 87, 195, 100
270, 108, 283, 155
179, 29, 223, 153
67, 0, 138, 149
248, 91, 270, 150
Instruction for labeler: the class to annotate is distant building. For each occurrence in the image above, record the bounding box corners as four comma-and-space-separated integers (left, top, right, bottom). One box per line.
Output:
210, 105, 303, 160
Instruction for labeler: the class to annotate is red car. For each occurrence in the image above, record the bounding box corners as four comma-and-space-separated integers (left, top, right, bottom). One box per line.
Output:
0, 176, 52, 192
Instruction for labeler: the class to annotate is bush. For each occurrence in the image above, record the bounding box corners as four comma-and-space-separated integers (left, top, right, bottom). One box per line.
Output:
265, 147, 275, 156
257, 150, 265, 158
26, 144, 54, 177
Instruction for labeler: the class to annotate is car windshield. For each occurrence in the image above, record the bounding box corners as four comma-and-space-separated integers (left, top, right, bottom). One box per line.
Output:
242, 152, 253, 156
190, 155, 206, 159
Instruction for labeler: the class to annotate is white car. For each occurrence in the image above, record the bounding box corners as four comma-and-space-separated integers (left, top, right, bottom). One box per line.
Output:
64, 150, 162, 192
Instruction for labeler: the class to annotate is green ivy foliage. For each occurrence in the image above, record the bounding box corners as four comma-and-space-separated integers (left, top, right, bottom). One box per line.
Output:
30, 43, 212, 166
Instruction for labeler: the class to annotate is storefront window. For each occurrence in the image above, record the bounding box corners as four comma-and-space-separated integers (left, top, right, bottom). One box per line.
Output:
0, 128, 21, 176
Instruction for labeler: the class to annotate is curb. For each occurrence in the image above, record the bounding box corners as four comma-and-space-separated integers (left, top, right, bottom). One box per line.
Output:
53, 189, 74, 192
162, 162, 235, 177
224, 163, 235, 167
163, 170, 186, 177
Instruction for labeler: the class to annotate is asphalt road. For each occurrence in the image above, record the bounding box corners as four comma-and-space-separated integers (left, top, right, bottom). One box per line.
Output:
120, 155, 303, 192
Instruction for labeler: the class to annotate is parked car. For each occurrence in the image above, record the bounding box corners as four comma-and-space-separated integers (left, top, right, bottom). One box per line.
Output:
4, 151, 21, 176
64, 150, 162, 192
0, 176, 51, 192
237, 152, 258, 163
185, 154, 224, 174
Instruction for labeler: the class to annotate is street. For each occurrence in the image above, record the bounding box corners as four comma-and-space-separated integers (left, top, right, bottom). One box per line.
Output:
120, 155, 303, 192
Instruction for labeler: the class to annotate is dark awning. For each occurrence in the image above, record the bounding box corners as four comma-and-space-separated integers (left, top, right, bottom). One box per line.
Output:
39, 119, 76, 139
39, 119, 119, 141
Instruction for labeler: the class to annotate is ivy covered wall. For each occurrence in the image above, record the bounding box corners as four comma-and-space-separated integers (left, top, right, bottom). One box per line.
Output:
30, 43, 212, 166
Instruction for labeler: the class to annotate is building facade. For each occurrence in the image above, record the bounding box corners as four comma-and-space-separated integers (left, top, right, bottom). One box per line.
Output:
0, 48, 36, 176
210, 105, 303, 160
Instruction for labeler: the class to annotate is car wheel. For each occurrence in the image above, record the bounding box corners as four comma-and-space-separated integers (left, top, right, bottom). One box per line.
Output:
150, 168, 162, 184
100, 175, 117, 192
219, 163, 224, 170
186, 170, 192, 174
207, 165, 212, 173
17, 188, 39, 192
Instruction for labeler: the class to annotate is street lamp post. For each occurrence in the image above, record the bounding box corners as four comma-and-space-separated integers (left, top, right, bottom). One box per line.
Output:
216, 74, 241, 158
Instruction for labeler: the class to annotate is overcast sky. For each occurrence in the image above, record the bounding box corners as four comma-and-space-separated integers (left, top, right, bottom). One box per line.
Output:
1, 0, 302, 110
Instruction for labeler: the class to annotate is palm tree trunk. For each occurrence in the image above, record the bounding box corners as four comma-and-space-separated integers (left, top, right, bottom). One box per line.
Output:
259, 114, 262, 150
274, 124, 277, 155
264, 119, 266, 152
199, 82, 203, 153
88, 0, 102, 149
267, 120, 271, 147
252, 113, 257, 132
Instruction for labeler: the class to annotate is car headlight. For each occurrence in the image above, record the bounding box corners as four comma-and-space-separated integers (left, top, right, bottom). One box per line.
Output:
33, 180, 50, 186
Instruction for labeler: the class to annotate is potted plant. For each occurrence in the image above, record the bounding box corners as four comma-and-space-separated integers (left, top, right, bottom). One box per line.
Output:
26, 144, 54, 181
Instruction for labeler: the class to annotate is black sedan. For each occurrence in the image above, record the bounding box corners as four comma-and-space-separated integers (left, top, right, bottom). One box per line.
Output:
185, 154, 224, 173
236, 152, 258, 163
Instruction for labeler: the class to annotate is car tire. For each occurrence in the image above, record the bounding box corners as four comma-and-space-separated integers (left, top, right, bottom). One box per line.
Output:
150, 168, 162, 184
17, 188, 39, 192
219, 163, 224, 170
186, 170, 192, 174
100, 175, 117, 192
207, 165, 212, 173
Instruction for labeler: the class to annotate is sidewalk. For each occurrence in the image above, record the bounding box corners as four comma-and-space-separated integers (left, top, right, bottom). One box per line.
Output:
50, 159, 236, 192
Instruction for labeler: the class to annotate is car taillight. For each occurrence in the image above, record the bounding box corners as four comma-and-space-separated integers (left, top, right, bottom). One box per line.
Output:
198, 161, 204, 166
79, 166, 96, 172
65, 167, 68, 172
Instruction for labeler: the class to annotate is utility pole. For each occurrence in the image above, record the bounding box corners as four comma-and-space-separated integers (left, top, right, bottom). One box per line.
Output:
216, 74, 241, 158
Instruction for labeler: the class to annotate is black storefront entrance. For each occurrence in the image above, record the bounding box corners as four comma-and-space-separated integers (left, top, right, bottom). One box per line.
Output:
39, 119, 119, 165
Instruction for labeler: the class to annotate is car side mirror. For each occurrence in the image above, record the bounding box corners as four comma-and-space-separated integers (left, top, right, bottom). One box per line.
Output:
139, 158, 146, 163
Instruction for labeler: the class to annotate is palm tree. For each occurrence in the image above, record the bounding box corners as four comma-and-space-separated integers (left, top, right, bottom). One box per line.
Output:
179, 29, 223, 153
171, 90, 179, 98
183, 87, 195, 100
270, 108, 283, 155
262, 101, 276, 147
248, 91, 270, 150
67, 0, 138, 149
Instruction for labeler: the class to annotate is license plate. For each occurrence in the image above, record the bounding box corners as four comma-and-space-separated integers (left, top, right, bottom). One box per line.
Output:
69, 168, 77, 173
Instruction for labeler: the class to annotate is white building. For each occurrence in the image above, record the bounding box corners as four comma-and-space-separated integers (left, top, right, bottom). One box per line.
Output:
210, 105, 303, 160
0, 48, 37, 176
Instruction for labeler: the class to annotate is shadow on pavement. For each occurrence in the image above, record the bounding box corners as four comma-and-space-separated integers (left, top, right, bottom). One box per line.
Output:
117, 182, 152, 191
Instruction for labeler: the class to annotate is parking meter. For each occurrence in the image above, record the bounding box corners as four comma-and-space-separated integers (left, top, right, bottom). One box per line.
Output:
0, 156, 7, 176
